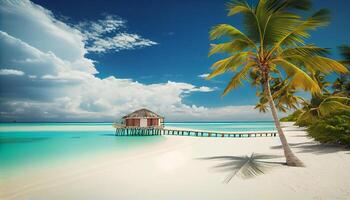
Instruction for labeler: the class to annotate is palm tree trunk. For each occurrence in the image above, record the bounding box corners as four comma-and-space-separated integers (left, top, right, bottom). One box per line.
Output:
264, 80, 304, 167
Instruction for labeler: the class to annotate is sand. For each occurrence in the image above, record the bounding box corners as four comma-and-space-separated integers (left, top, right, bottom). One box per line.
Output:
1, 122, 350, 200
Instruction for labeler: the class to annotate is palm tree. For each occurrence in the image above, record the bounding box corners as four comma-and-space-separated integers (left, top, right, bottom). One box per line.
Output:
296, 95, 350, 126
333, 45, 350, 96
207, 0, 348, 166
254, 76, 304, 113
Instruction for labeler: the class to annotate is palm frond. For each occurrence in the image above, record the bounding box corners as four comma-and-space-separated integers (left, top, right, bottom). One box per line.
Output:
207, 52, 250, 79
269, 9, 330, 56
338, 45, 350, 66
280, 45, 329, 57
226, 0, 251, 16
313, 57, 348, 74
209, 24, 254, 46
227, 0, 263, 44
319, 101, 350, 117
222, 63, 255, 96
318, 96, 350, 116
255, 102, 269, 113
209, 39, 251, 56
272, 58, 321, 94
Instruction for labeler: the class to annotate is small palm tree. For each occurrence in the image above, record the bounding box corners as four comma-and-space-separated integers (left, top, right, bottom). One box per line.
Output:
207, 0, 348, 166
297, 95, 350, 126
254, 77, 304, 113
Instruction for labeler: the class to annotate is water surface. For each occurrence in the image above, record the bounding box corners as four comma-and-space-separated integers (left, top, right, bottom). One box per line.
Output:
0, 122, 275, 179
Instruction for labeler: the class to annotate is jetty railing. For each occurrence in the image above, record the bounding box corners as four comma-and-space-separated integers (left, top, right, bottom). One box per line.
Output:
114, 124, 277, 138
115, 127, 163, 136
162, 128, 276, 137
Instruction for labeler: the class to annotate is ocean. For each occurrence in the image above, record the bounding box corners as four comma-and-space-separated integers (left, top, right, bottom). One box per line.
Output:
0, 122, 276, 179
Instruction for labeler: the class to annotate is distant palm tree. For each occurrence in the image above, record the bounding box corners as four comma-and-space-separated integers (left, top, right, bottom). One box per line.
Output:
296, 95, 350, 126
333, 45, 350, 96
207, 0, 348, 166
254, 77, 303, 113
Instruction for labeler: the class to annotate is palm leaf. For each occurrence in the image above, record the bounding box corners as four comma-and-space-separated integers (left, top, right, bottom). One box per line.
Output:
209, 39, 251, 56
207, 52, 250, 79
268, 9, 330, 57
227, 0, 264, 44
280, 45, 329, 57
272, 58, 321, 94
222, 63, 255, 96
227, 0, 251, 16
319, 101, 350, 117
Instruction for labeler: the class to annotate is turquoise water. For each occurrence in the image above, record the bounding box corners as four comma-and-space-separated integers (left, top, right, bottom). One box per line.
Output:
0, 123, 165, 179
0, 122, 275, 179
166, 122, 276, 132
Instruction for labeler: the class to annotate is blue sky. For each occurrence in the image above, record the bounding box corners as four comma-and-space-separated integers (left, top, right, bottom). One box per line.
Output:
0, 0, 349, 122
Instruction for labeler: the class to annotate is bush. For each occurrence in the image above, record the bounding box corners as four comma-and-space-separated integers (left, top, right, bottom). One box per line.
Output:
307, 111, 350, 145
280, 110, 302, 122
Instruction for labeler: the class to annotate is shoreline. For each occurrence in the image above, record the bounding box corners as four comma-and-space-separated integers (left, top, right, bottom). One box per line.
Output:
1, 122, 350, 200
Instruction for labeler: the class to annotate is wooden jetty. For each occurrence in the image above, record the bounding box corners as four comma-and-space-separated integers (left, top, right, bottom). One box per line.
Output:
115, 126, 163, 136
162, 128, 277, 138
114, 109, 277, 138
114, 124, 277, 138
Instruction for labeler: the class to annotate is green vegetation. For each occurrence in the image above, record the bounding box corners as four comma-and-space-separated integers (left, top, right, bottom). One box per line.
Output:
207, 0, 348, 166
280, 110, 302, 122
281, 45, 350, 145
308, 111, 350, 145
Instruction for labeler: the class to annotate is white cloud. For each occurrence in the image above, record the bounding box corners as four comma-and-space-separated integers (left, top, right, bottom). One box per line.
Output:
0, 0, 96, 74
75, 15, 157, 53
0, 0, 277, 122
0, 69, 25, 76
198, 73, 209, 78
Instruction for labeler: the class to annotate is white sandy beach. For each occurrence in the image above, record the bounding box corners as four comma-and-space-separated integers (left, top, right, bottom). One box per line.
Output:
1, 122, 350, 200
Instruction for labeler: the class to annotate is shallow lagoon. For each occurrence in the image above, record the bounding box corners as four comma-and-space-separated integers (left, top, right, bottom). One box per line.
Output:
0, 122, 275, 178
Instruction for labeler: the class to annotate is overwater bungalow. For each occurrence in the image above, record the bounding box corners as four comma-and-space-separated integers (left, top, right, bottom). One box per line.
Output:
114, 108, 164, 136
114, 108, 277, 137
122, 108, 164, 128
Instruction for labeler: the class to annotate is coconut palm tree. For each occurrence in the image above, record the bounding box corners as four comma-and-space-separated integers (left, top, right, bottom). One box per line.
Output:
207, 0, 348, 166
254, 76, 304, 113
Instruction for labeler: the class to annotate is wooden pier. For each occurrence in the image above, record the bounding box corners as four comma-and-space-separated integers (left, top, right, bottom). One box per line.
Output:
114, 125, 277, 138
115, 127, 163, 136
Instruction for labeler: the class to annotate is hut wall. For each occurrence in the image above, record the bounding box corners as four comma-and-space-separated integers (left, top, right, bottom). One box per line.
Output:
147, 118, 159, 126
140, 118, 147, 127
125, 118, 140, 127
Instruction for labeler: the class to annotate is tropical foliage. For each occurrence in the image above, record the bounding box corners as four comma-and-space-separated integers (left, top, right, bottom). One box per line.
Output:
254, 77, 304, 113
307, 110, 350, 145
207, 0, 348, 166
281, 45, 350, 144
280, 109, 302, 122
296, 95, 350, 126
333, 45, 350, 96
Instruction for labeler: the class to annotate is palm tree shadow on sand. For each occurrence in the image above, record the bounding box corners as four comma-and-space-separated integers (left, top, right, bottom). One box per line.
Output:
198, 153, 285, 183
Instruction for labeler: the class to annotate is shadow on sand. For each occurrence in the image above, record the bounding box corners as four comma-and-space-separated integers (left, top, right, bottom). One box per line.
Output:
271, 142, 350, 155
198, 153, 285, 183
